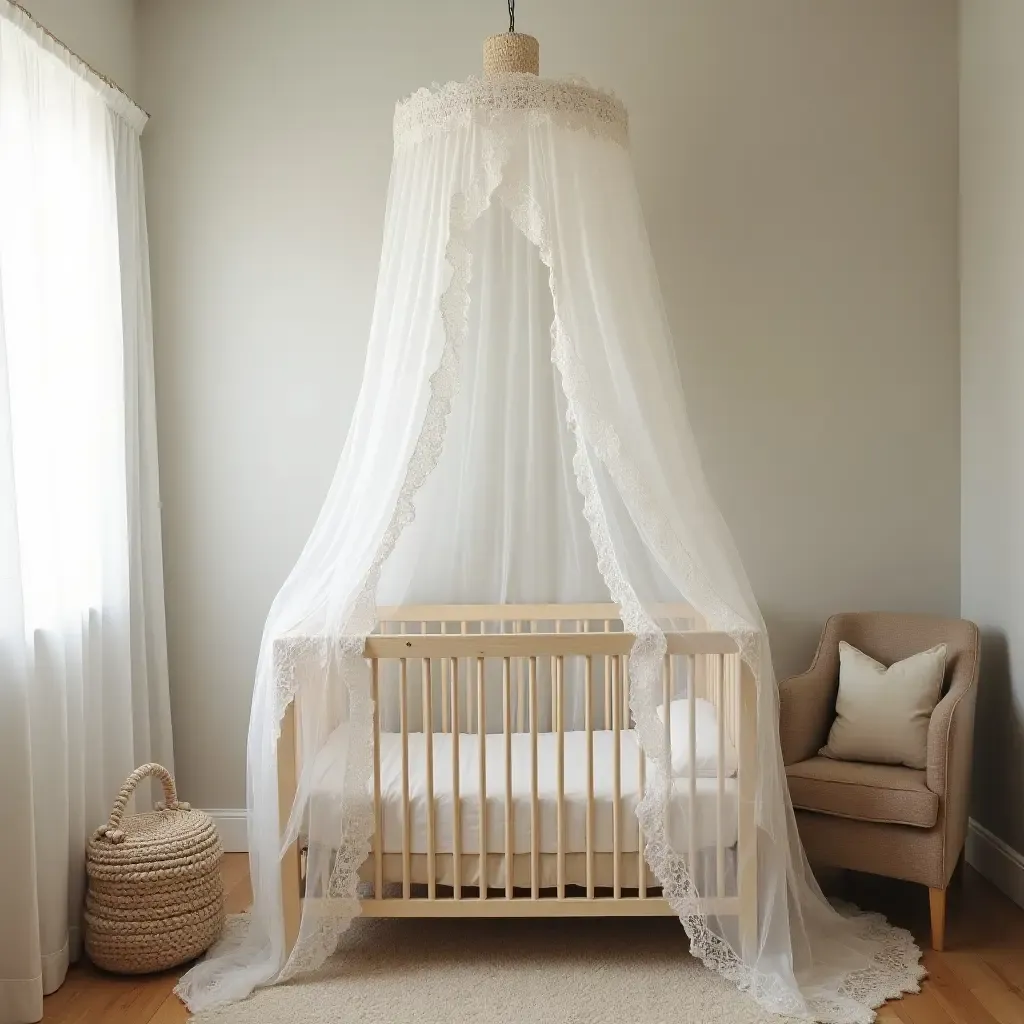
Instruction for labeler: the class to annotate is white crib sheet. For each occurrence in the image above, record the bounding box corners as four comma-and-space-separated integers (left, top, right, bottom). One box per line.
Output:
309, 724, 739, 858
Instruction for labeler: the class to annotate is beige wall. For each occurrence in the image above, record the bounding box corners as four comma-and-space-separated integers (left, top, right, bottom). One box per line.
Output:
137, 0, 960, 810
19, 0, 136, 94
960, 0, 1024, 855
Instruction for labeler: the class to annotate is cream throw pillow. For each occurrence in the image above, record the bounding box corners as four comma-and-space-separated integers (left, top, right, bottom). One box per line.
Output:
819, 642, 946, 770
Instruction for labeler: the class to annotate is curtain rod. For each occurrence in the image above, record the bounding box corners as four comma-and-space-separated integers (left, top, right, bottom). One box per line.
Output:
6, 0, 149, 121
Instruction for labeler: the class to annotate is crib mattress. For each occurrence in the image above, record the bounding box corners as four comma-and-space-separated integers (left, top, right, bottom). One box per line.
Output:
309, 726, 740, 864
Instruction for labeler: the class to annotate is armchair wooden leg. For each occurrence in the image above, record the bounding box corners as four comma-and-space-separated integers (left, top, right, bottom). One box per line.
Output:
929, 886, 947, 952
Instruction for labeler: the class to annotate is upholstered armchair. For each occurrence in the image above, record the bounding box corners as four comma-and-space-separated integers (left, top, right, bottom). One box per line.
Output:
779, 613, 980, 951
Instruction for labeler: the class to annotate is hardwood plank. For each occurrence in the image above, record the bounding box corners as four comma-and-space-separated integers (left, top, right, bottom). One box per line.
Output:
41, 974, 106, 1024
147, 993, 190, 1024
91, 975, 172, 1024
225, 861, 253, 915
986, 953, 1024, 999
218, 849, 250, 896
893, 989, 956, 1024
927, 957, 1003, 1024
47, 976, 133, 1024
944, 953, 1024, 1024
877, 1007, 905, 1023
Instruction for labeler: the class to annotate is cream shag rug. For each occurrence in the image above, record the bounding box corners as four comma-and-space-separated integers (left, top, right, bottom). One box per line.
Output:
192, 915, 799, 1024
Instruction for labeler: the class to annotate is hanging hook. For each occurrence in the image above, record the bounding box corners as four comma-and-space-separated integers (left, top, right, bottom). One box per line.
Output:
508, 0, 515, 34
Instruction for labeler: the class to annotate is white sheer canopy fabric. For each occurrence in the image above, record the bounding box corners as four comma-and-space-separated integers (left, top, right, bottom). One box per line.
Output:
178, 75, 923, 1022
0, 6, 171, 1022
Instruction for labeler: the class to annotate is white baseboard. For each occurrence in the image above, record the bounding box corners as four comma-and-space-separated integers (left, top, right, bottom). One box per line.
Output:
967, 817, 1024, 908
205, 809, 247, 853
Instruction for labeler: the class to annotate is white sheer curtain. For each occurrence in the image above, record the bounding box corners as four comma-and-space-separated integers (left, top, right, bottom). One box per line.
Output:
0, 6, 172, 1023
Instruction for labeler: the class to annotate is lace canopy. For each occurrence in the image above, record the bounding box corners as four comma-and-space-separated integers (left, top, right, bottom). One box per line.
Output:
177, 74, 924, 1023
393, 75, 629, 149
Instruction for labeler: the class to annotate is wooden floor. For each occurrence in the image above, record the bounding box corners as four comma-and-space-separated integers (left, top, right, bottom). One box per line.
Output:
41, 854, 1024, 1023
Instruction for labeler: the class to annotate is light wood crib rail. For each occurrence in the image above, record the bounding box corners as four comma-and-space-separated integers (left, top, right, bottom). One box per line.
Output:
276, 604, 757, 957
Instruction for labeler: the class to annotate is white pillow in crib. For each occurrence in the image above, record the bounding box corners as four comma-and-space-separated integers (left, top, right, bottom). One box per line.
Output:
654, 697, 738, 778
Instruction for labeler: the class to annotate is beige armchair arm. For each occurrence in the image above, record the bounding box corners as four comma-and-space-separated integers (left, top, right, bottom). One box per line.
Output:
778, 667, 838, 765
778, 617, 843, 765
926, 672, 978, 797
926, 622, 980, 797
926, 624, 980, 882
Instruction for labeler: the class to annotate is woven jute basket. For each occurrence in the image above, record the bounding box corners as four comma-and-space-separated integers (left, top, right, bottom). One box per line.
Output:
85, 763, 225, 974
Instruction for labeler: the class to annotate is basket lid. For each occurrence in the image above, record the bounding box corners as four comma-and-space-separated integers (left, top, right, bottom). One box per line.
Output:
86, 764, 221, 879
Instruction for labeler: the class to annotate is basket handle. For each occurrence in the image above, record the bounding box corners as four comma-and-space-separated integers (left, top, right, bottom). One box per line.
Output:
94, 763, 191, 844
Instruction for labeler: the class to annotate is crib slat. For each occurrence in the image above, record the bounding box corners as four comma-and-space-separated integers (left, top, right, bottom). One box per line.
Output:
372, 659, 383, 901
478, 656, 487, 900
529, 656, 539, 900
663, 654, 672, 847
503, 656, 513, 900
621, 654, 629, 728
463, 621, 471, 729
556, 654, 565, 900
451, 657, 461, 900
717, 654, 727, 899
423, 656, 436, 900
604, 620, 612, 730
515, 622, 525, 734
551, 620, 562, 731
398, 625, 406, 737
585, 653, 594, 899
400, 657, 411, 899
637, 656, 646, 898
441, 622, 450, 733
612, 653, 621, 899
418, 624, 428, 734
728, 654, 737, 743
688, 655, 698, 879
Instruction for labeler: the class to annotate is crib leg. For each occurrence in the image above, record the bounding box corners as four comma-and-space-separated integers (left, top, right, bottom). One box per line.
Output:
739, 866, 758, 958
737, 661, 758, 958
279, 699, 302, 960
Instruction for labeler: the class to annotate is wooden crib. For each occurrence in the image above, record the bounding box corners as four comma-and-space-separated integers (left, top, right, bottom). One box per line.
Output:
276, 604, 757, 956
